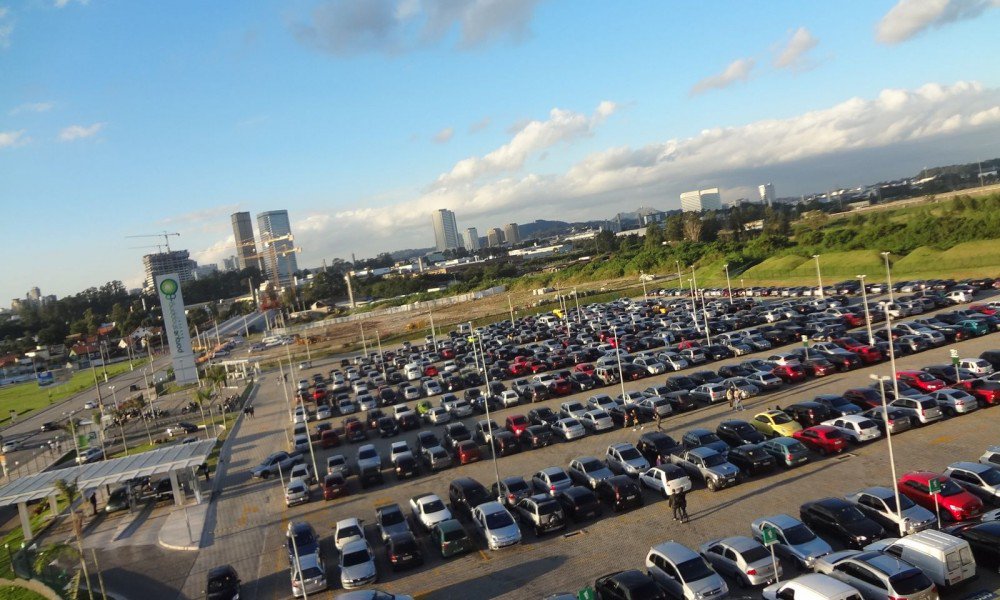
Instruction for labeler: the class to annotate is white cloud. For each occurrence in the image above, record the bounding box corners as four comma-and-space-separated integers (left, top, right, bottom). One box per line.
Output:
0, 129, 28, 148
436, 100, 617, 187
192, 235, 236, 268
293, 0, 544, 56
876, 0, 999, 44
690, 58, 755, 95
9, 101, 55, 115
433, 127, 454, 144
58, 122, 105, 141
774, 27, 819, 70
287, 81, 1000, 264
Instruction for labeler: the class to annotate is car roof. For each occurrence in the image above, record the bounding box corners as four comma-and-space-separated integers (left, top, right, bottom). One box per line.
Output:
949, 461, 992, 474
758, 513, 800, 529
651, 541, 699, 562
477, 501, 506, 514
339, 539, 370, 554
687, 428, 712, 435
688, 447, 719, 458
812, 497, 852, 510
716, 535, 761, 553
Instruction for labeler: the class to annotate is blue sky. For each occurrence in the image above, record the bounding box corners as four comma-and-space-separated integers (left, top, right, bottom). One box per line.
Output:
2, 0, 999, 302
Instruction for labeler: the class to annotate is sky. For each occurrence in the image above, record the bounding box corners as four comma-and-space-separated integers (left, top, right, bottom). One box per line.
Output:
2, 0, 999, 302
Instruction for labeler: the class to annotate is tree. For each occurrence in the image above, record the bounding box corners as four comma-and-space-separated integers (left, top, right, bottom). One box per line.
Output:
682, 213, 703, 242
33, 541, 84, 599
664, 214, 684, 241
54, 478, 80, 507
644, 222, 665, 251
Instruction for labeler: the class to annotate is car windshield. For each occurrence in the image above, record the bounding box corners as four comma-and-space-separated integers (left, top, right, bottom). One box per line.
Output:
563, 419, 580, 428
783, 524, 816, 544
698, 433, 722, 444
744, 447, 768, 459
980, 470, 1000, 485
442, 527, 467, 542
676, 557, 714, 582
916, 373, 936, 382
833, 506, 866, 523
619, 448, 642, 460
938, 479, 964, 496
537, 501, 560, 515
508, 480, 530, 493
341, 548, 370, 567
857, 419, 877, 429
772, 414, 792, 425
549, 470, 569, 482
424, 499, 446, 513
207, 576, 234, 591
889, 570, 933, 595
337, 525, 361, 539
742, 546, 770, 562
358, 449, 377, 460
484, 510, 514, 529
292, 528, 315, 546
580, 459, 604, 472
703, 454, 726, 467
381, 510, 404, 525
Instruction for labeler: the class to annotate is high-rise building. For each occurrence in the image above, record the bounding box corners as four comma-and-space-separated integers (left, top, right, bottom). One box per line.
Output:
680, 188, 723, 212
256, 210, 298, 286
27, 287, 41, 303
431, 209, 460, 252
193, 264, 219, 280
503, 223, 521, 245
487, 227, 505, 247
142, 250, 197, 292
231, 212, 259, 271
221, 255, 238, 272
462, 227, 481, 251
758, 183, 776, 206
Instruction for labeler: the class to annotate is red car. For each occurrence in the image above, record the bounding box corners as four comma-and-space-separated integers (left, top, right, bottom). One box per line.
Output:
549, 378, 572, 396
951, 379, 1000, 406
842, 388, 884, 411
323, 473, 348, 500
440, 347, 455, 359
423, 365, 439, 377
313, 388, 327, 402
527, 360, 549, 374
841, 313, 863, 327
676, 340, 700, 351
772, 363, 806, 383
969, 304, 997, 316
574, 363, 596, 375
896, 370, 946, 393
505, 414, 530, 437
793, 425, 847, 455
508, 363, 530, 376
455, 440, 481, 464
320, 430, 341, 448
897, 471, 983, 522
802, 358, 836, 377
344, 418, 366, 443
834, 338, 882, 364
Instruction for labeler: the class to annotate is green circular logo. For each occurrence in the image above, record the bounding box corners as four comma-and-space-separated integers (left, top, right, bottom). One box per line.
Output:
159, 278, 179, 297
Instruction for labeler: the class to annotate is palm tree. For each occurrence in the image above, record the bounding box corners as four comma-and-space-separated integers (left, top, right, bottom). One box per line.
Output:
33, 541, 84, 599
54, 479, 80, 511
194, 387, 212, 434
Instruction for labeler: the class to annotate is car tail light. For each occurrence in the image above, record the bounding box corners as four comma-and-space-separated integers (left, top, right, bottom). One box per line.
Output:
550, 485, 556, 492
746, 568, 757, 576
615, 489, 621, 500
507, 493, 516, 502
786, 454, 793, 461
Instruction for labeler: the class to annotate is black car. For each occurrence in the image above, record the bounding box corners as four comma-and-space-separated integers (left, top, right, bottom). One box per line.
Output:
397, 412, 421, 431
40, 421, 60, 432
448, 477, 492, 518
522, 424, 553, 449
377, 416, 399, 438
595, 475, 643, 512
635, 431, 682, 466
393, 453, 419, 479
528, 407, 558, 427
286, 521, 320, 559
443, 422, 472, 450
726, 443, 776, 477
386, 531, 424, 571
947, 521, 1000, 569
490, 431, 521, 457
417, 431, 442, 452
492, 476, 533, 509
715, 420, 765, 447
663, 390, 696, 412
556, 486, 602, 521
690, 370, 724, 385
681, 429, 730, 455
666, 375, 698, 391
205, 565, 240, 600
784, 402, 834, 427
594, 570, 668, 600
799, 497, 885, 549
813, 394, 862, 417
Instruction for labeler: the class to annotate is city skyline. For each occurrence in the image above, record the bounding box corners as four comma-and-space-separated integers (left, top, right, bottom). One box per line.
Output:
2, 1, 999, 301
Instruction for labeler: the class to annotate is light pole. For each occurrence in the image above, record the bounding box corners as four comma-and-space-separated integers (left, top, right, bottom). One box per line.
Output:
508, 294, 515, 328
473, 334, 503, 495
376, 330, 386, 381
870, 374, 904, 535
675, 260, 683, 295
723, 263, 733, 305
612, 326, 627, 402
359, 322, 369, 357
573, 287, 581, 324
812, 255, 824, 299
883, 309, 902, 403
639, 271, 648, 300
881, 251, 895, 304
857, 275, 875, 346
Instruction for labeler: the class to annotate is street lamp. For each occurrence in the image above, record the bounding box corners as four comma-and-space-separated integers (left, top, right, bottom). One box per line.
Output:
639, 271, 648, 300
612, 326, 627, 402
675, 260, 683, 295
870, 373, 904, 535
723, 263, 733, 305
881, 251, 894, 304
812, 255, 824, 299
857, 275, 875, 346
471, 333, 503, 495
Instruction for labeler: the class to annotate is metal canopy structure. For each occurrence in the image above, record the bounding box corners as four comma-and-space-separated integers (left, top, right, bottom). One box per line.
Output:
0, 439, 216, 507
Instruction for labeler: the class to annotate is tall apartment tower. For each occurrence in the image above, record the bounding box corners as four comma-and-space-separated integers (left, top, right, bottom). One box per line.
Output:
431, 209, 460, 252
487, 227, 505, 247
256, 210, 298, 286
231, 211, 259, 271
142, 250, 197, 292
503, 223, 521, 245
462, 227, 481, 251
680, 188, 723, 212
758, 183, 776, 206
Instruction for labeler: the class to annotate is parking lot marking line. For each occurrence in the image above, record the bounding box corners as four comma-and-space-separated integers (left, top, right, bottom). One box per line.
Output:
370, 496, 393, 508
930, 435, 953, 445
478, 549, 492, 561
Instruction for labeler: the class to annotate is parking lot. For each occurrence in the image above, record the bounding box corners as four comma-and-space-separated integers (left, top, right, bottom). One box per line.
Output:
215, 287, 1000, 599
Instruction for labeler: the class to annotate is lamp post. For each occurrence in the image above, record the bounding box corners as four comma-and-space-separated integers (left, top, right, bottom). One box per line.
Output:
857, 275, 875, 346
812, 255, 824, 299
612, 326, 627, 402
675, 260, 683, 295
472, 334, 503, 494
870, 374, 904, 535
881, 252, 895, 304
573, 287, 581, 324
723, 263, 733, 305
507, 294, 515, 328
639, 271, 648, 300
376, 330, 387, 381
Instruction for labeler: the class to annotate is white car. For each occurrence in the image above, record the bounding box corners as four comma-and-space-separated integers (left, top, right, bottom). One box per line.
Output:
931, 389, 979, 416
587, 394, 619, 413
356, 395, 378, 412
83, 401, 98, 410
388, 441, 411, 464
337, 398, 357, 415
333, 517, 365, 551
426, 406, 451, 424
821, 415, 882, 443
285, 477, 310, 506
552, 418, 586, 441
423, 380, 443, 396
338, 539, 377, 590
499, 390, 521, 407
1, 440, 22, 454
315, 405, 333, 420
639, 465, 692, 498
580, 410, 614, 432
471, 501, 521, 550
959, 358, 994, 376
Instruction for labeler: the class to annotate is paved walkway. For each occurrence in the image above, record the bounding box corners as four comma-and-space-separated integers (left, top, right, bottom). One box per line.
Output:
176, 378, 293, 599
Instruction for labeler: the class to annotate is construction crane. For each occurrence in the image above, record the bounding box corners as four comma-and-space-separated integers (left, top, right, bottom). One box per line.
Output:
129, 244, 169, 253
126, 231, 180, 252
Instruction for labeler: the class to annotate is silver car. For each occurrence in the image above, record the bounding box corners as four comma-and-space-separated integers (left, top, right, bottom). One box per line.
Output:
291, 552, 328, 597
552, 417, 586, 441
338, 539, 377, 589
568, 456, 615, 490
532, 466, 574, 496
285, 478, 310, 507
944, 461, 1000, 503
471, 501, 521, 550
750, 514, 832, 569
845, 487, 935, 536
646, 541, 729, 600
700, 536, 782, 587
606, 442, 650, 477
813, 550, 937, 600
581, 410, 615, 432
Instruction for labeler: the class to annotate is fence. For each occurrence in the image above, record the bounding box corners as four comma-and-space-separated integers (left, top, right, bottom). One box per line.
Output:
271, 285, 507, 337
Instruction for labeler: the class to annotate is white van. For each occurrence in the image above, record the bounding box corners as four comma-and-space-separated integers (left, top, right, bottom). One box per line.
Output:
865, 530, 976, 589
946, 290, 972, 303
763, 573, 862, 600
404, 363, 422, 381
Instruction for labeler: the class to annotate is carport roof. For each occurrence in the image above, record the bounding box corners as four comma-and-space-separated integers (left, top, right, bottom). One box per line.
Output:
0, 438, 216, 506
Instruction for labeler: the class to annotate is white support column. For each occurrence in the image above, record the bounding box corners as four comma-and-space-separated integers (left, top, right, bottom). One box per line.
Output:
17, 501, 32, 541
169, 470, 185, 506
48, 494, 59, 517
190, 467, 203, 504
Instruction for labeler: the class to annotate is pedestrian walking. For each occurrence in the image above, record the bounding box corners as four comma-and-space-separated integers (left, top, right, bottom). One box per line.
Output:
726, 386, 735, 410
89, 493, 98, 516
670, 491, 683, 521
249, 405, 255, 418
677, 489, 689, 522
654, 411, 662, 430
631, 409, 640, 431
734, 389, 747, 411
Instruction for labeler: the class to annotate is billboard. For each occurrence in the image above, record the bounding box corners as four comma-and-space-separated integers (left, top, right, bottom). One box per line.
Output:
155, 273, 199, 385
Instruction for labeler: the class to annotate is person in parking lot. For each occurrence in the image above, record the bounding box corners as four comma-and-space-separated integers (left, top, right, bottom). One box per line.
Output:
653, 411, 662, 430
726, 385, 735, 409
676, 489, 689, 522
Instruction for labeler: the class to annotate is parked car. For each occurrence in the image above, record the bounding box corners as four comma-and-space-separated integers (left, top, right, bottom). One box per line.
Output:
338, 539, 377, 590
700, 536, 782, 588
812, 550, 936, 600
750, 514, 832, 569
470, 501, 521, 550
793, 426, 848, 455
595, 474, 644, 512
430, 519, 476, 558
556, 486, 603, 522
726, 443, 776, 478
646, 541, 728, 600
897, 471, 984, 522
800, 497, 886, 549
638, 464, 692, 498
845, 486, 936, 536
593, 570, 668, 600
